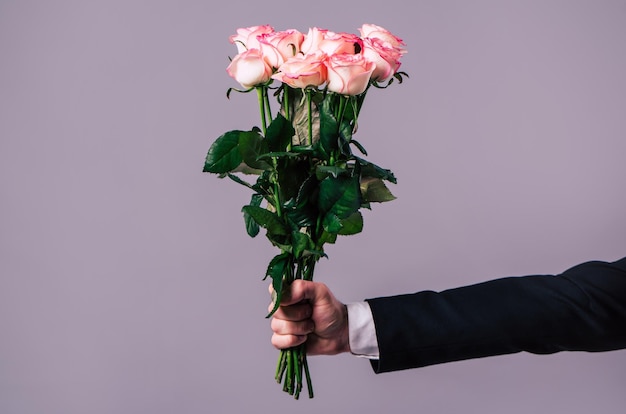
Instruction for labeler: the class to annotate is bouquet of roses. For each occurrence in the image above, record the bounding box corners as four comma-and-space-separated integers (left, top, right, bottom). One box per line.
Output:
204, 23, 407, 399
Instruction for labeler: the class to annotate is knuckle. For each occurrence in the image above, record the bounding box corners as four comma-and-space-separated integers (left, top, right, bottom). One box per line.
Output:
270, 317, 284, 333
271, 333, 304, 350
271, 334, 284, 349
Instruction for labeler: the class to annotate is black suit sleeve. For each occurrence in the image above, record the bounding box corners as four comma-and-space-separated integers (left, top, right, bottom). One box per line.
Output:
365, 257, 626, 373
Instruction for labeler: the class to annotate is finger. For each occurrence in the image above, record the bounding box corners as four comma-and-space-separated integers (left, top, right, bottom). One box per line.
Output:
271, 317, 314, 336
271, 333, 307, 350
268, 302, 312, 321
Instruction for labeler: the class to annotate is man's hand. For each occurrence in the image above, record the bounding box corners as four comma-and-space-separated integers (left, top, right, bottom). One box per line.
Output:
269, 280, 350, 355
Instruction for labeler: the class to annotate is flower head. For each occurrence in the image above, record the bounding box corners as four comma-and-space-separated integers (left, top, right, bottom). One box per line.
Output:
229, 25, 275, 53
362, 37, 403, 82
358, 24, 406, 51
325, 53, 374, 95
226, 49, 273, 89
259, 29, 305, 64
271, 51, 327, 89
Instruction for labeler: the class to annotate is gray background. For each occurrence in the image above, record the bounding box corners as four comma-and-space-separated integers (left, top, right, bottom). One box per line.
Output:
1, 0, 625, 413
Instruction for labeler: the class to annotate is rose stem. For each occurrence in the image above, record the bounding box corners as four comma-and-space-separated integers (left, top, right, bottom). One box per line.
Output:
303, 349, 314, 398
306, 88, 313, 146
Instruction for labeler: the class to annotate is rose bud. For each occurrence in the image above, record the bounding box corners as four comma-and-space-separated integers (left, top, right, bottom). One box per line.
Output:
229, 25, 275, 53
318, 31, 364, 56
325, 53, 374, 96
271, 51, 327, 89
358, 23, 406, 51
259, 29, 305, 63
226, 49, 273, 89
300, 27, 329, 55
362, 37, 403, 82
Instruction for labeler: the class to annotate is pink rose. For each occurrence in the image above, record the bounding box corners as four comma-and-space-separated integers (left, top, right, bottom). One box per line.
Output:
358, 23, 406, 51
271, 52, 327, 89
325, 53, 374, 95
257, 39, 284, 69
362, 37, 403, 82
318, 31, 363, 56
229, 25, 275, 53
226, 49, 273, 89
300, 27, 329, 55
259, 29, 305, 63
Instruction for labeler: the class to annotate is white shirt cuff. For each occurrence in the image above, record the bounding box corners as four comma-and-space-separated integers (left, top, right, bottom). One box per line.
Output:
346, 301, 380, 359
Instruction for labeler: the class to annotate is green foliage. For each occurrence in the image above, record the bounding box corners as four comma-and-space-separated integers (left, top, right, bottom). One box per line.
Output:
361, 177, 397, 203
318, 98, 339, 159
243, 194, 263, 237
318, 175, 361, 219
239, 129, 270, 171
337, 211, 364, 235
241, 205, 289, 236
203, 85, 401, 400
203, 130, 243, 173
204, 88, 398, 270
266, 114, 295, 152
264, 253, 290, 317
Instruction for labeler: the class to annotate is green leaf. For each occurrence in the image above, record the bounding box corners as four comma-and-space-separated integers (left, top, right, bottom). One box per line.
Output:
251, 170, 273, 196
225, 173, 255, 190
316, 165, 349, 180
319, 98, 339, 158
204, 130, 243, 173
350, 139, 368, 156
266, 114, 295, 152
341, 95, 359, 123
239, 130, 271, 170
264, 253, 290, 317
338, 120, 354, 157
275, 158, 314, 204
318, 230, 337, 245
318, 175, 361, 219
283, 175, 319, 228
295, 175, 319, 205
243, 194, 264, 237
291, 231, 314, 259
356, 157, 397, 184
322, 213, 343, 234
361, 177, 397, 203
241, 205, 289, 236
285, 204, 317, 228
338, 211, 364, 235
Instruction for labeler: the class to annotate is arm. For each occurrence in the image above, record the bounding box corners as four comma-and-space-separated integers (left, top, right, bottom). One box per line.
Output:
368, 257, 626, 373
269, 257, 626, 372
